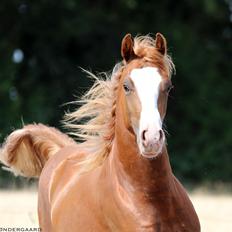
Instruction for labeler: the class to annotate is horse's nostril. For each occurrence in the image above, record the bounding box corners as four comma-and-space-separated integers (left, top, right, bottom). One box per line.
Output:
159, 130, 163, 141
142, 130, 147, 141
141, 129, 163, 144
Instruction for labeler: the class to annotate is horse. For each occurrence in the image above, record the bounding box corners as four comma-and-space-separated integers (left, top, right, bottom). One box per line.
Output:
0, 33, 200, 231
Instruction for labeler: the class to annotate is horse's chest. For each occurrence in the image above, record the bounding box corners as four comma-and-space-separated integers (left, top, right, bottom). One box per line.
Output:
106, 200, 195, 232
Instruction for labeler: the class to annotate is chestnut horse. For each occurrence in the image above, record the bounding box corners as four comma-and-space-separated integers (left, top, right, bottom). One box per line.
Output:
0, 33, 200, 231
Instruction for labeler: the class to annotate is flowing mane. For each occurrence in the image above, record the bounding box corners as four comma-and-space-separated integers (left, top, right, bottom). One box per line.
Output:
64, 35, 175, 173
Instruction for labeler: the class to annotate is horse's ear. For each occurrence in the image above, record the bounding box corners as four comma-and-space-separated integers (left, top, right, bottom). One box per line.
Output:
155, 33, 167, 55
121, 34, 135, 62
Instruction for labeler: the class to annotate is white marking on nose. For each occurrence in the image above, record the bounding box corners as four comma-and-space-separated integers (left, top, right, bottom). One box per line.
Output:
130, 67, 162, 152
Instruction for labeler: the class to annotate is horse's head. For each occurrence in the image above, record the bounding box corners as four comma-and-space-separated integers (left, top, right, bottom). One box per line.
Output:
118, 33, 174, 159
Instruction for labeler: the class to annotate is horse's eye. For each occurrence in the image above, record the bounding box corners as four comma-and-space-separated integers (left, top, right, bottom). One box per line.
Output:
123, 84, 131, 94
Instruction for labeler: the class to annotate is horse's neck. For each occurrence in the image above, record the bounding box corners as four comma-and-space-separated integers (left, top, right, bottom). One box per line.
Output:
110, 123, 174, 199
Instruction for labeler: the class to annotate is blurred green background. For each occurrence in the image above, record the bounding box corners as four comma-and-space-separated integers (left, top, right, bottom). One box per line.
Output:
0, 0, 232, 187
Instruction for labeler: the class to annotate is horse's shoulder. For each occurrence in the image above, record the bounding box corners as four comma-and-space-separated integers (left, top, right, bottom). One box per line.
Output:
39, 145, 87, 202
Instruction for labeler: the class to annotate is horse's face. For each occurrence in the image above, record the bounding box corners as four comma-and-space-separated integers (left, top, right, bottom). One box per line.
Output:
120, 33, 173, 158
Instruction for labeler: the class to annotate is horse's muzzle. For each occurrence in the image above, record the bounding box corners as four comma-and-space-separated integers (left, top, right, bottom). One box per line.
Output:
140, 129, 165, 158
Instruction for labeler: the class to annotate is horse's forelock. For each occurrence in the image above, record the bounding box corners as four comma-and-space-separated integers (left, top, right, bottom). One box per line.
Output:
133, 35, 175, 78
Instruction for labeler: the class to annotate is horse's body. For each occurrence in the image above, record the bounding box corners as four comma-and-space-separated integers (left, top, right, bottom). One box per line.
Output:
0, 33, 200, 231
39, 140, 199, 231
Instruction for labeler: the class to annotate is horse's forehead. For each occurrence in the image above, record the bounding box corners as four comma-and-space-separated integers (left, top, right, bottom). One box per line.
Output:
122, 59, 166, 79
130, 67, 162, 90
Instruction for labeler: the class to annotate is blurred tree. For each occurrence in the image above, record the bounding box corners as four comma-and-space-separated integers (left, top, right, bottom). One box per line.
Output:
0, 0, 231, 185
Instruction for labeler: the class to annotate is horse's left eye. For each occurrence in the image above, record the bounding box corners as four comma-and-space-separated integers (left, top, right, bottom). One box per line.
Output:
123, 84, 131, 94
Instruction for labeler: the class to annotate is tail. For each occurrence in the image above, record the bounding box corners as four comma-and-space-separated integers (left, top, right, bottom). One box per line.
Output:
0, 123, 76, 178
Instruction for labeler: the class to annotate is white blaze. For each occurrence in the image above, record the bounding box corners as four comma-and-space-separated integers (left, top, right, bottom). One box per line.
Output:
130, 67, 162, 151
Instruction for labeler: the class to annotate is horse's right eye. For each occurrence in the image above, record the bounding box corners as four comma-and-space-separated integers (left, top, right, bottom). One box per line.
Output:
123, 84, 131, 94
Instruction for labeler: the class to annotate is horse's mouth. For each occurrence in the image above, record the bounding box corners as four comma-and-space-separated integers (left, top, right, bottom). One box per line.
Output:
141, 151, 161, 159
140, 144, 163, 159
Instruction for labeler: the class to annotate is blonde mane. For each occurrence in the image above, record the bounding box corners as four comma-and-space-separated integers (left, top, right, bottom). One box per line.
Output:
64, 35, 175, 173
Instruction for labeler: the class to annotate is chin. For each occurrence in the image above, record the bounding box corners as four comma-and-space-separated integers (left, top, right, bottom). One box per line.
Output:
140, 147, 163, 159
